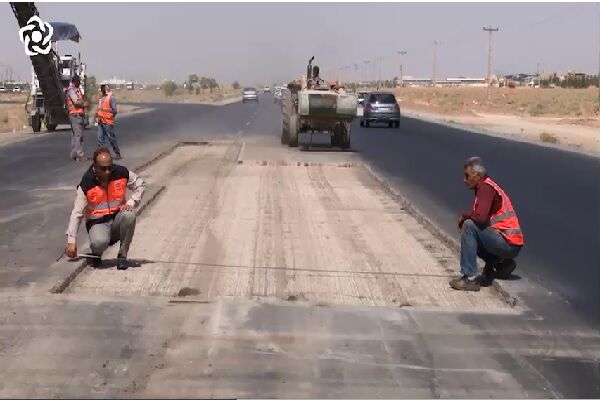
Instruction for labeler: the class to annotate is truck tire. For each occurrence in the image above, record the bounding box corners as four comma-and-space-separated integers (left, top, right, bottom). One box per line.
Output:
46, 124, 57, 132
288, 112, 299, 147
281, 117, 289, 145
341, 124, 351, 150
31, 115, 41, 133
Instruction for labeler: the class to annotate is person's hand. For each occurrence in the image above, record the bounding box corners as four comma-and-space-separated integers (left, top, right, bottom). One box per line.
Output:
122, 204, 134, 212
65, 242, 77, 258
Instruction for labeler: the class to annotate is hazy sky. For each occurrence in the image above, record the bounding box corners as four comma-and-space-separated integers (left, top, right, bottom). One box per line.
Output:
1, 2, 598, 86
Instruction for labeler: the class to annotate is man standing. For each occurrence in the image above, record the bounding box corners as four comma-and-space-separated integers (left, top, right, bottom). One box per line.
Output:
309, 65, 325, 88
95, 84, 122, 160
450, 157, 524, 291
66, 75, 88, 161
65, 148, 145, 269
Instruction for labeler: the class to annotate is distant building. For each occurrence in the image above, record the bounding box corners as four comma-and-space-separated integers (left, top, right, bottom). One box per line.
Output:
399, 76, 486, 87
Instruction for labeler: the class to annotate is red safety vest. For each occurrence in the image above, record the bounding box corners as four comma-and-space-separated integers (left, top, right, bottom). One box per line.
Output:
97, 93, 114, 125
65, 86, 85, 116
472, 177, 524, 245
80, 165, 128, 221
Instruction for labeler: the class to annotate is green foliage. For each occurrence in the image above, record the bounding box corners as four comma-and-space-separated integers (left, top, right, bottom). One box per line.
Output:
161, 80, 178, 97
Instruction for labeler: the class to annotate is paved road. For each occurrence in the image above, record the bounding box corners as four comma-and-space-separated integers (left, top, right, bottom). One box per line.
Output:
1, 93, 598, 317
352, 117, 600, 322
1, 94, 599, 397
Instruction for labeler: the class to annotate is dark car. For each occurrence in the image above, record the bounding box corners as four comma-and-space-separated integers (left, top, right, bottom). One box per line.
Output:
360, 92, 400, 128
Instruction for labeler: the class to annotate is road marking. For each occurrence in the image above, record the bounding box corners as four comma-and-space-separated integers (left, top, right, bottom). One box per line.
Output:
246, 121, 251, 126
236, 130, 243, 136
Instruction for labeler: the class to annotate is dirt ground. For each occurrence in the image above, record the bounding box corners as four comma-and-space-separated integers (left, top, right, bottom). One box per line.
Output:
390, 87, 599, 153
67, 142, 509, 311
114, 88, 242, 104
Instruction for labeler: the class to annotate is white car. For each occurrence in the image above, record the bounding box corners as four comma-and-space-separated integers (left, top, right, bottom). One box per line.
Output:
243, 87, 258, 103
263, 86, 271, 93
0, 87, 6, 93
12, 87, 21, 93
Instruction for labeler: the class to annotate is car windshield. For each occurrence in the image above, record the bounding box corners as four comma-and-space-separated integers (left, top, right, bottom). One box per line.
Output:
368, 93, 396, 104
244, 88, 256, 92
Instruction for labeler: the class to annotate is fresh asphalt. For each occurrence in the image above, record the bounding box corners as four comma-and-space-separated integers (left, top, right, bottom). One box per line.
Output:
0, 93, 598, 396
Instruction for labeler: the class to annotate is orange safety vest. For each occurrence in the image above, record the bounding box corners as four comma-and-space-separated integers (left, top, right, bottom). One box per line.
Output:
472, 177, 524, 246
80, 165, 129, 224
65, 86, 85, 116
97, 93, 114, 125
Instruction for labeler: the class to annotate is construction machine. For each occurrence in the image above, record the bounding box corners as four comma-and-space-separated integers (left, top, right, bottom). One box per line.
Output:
281, 57, 357, 149
10, 3, 89, 132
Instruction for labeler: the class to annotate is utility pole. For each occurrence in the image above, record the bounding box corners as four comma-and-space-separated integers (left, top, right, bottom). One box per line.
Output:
397, 50, 407, 95
363, 60, 370, 86
537, 62, 540, 88
483, 25, 499, 100
432, 40, 439, 87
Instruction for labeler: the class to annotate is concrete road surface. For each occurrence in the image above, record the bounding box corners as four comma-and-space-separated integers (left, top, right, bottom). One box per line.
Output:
0, 93, 598, 397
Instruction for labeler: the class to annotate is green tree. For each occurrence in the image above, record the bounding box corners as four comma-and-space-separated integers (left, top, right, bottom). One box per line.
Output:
232, 81, 240, 90
208, 78, 218, 93
84, 75, 98, 102
162, 80, 178, 97
199, 77, 209, 93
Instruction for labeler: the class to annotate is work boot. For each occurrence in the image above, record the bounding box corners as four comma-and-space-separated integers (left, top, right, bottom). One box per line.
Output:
116, 255, 129, 270
475, 264, 495, 287
450, 275, 481, 292
495, 259, 516, 279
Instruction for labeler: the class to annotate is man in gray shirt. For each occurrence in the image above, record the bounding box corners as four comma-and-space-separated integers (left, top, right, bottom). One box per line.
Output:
65, 148, 145, 269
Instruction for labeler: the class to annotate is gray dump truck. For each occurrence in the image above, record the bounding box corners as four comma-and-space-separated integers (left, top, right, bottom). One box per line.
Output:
281, 57, 357, 149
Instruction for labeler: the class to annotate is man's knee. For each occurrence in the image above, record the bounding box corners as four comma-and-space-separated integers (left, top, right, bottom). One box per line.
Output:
461, 219, 477, 234
118, 210, 136, 227
90, 235, 110, 254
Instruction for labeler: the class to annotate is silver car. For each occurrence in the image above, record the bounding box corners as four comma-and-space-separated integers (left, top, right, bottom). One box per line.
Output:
360, 92, 400, 128
243, 87, 258, 103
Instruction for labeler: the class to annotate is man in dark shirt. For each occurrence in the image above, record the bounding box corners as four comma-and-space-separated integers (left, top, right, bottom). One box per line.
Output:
450, 157, 524, 291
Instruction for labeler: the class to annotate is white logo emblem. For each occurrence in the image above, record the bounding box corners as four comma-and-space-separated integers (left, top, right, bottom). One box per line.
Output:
19, 16, 54, 56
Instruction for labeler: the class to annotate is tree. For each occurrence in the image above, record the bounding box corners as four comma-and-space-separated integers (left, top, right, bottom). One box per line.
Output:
161, 80, 177, 97
232, 81, 240, 90
199, 77, 209, 93
208, 78, 218, 93
84, 75, 98, 102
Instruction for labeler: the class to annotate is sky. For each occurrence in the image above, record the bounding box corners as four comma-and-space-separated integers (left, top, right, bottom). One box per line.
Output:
1, 2, 598, 86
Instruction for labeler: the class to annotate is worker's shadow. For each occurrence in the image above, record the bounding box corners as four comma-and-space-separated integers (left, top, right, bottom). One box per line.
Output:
89, 258, 156, 269
496, 274, 522, 281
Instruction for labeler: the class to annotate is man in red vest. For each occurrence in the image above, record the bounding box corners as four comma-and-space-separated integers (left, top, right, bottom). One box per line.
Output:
450, 157, 525, 291
95, 83, 122, 160
66, 75, 88, 161
65, 148, 145, 270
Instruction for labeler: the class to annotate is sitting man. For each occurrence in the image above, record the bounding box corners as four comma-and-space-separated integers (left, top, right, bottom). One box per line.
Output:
65, 148, 145, 269
450, 156, 524, 291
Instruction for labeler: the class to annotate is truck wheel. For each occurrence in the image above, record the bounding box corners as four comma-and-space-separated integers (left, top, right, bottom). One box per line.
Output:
394, 121, 400, 129
365, 121, 370, 128
360, 120, 364, 127
31, 115, 41, 133
388, 121, 394, 128
339, 123, 351, 150
281, 118, 289, 145
288, 113, 299, 147
46, 124, 57, 132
